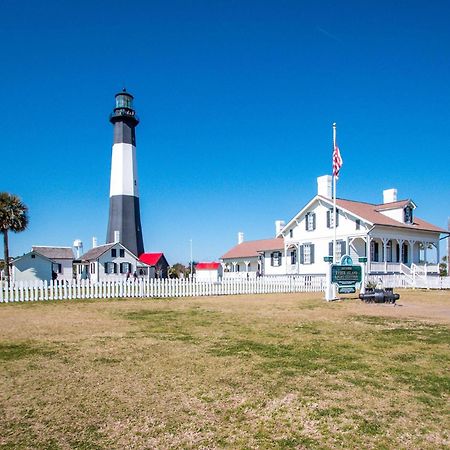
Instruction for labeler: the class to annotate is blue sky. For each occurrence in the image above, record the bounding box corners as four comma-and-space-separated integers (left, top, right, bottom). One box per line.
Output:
2, 0, 449, 264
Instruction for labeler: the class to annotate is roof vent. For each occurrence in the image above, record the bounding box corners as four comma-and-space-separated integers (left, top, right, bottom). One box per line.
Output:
383, 188, 397, 204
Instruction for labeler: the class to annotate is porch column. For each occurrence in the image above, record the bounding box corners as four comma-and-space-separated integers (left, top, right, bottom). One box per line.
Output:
244, 261, 250, 273
398, 239, 404, 265
366, 236, 372, 273
408, 240, 415, 265
284, 242, 289, 275
382, 238, 388, 273
232, 262, 237, 273
296, 243, 300, 275
436, 241, 440, 267
423, 242, 428, 265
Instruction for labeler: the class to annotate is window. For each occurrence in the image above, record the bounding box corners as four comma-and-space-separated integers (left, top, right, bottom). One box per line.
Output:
119, 249, 125, 258
370, 241, 379, 262
120, 262, 130, 274
271, 251, 282, 267
300, 244, 315, 264
356, 219, 361, 230
90, 263, 96, 274
111, 249, 117, 258
31, 254, 36, 259
404, 206, 413, 224
290, 249, 297, 265
105, 262, 117, 274
328, 241, 346, 261
289, 229, 293, 238
327, 209, 339, 228
236, 264, 240, 272
386, 240, 392, 262
305, 212, 316, 231
52, 263, 62, 273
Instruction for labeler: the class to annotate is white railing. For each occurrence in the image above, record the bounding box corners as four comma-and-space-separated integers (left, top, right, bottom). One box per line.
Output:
222, 272, 257, 279
412, 263, 439, 275
367, 274, 450, 290
0, 275, 326, 303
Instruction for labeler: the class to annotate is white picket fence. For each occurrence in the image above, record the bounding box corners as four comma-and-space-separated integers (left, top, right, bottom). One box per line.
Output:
0, 275, 326, 303
1, 274, 448, 303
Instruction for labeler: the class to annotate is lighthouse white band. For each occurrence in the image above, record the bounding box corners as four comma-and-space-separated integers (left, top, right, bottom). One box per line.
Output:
109, 143, 139, 197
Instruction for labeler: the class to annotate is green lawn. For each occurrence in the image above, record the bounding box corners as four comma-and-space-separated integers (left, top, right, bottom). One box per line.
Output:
0, 291, 449, 449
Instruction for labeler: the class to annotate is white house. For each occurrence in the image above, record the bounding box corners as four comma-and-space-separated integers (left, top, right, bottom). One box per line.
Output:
76, 242, 150, 282
221, 237, 285, 278
220, 176, 447, 278
278, 175, 446, 276
12, 246, 74, 282
195, 262, 222, 282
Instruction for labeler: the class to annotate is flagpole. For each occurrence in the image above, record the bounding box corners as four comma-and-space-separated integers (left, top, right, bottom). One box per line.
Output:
333, 122, 337, 264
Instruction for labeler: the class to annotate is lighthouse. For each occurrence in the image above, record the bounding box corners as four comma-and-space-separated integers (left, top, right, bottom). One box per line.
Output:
106, 89, 145, 256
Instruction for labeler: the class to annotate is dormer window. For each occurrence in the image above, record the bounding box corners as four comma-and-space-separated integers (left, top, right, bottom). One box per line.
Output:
404, 206, 413, 224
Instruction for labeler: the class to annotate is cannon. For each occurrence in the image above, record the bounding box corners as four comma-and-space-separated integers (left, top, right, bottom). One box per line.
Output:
359, 288, 399, 304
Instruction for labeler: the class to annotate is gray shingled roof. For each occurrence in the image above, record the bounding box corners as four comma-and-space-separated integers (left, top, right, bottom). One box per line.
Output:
32, 246, 74, 260
79, 243, 115, 261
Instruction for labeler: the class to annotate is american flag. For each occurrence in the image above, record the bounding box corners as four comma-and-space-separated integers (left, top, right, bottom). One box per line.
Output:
332, 144, 343, 179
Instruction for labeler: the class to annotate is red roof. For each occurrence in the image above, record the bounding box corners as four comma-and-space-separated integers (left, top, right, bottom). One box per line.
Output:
221, 238, 284, 259
139, 253, 164, 266
196, 262, 220, 270
332, 197, 446, 233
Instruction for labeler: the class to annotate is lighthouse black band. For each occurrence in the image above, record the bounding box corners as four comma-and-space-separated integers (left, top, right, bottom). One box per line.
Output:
106, 195, 144, 257
113, 122, 136, 146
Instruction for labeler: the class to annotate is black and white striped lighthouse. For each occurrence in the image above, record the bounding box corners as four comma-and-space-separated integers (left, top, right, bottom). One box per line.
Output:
106, 89, 145, 256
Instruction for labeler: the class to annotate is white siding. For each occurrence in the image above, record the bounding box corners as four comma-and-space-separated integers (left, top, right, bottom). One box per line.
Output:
13, 254, 52, 282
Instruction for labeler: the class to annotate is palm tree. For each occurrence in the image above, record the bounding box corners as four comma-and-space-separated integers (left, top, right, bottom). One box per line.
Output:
0, 193, 29, 281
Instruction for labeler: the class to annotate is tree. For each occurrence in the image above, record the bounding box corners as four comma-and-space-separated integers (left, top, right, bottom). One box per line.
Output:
169, 263, 188, 279
439, 255, 448, 277
0, 193, 29, 280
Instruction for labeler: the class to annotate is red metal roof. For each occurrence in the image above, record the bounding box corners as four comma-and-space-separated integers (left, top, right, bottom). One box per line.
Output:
196, 262, 220, 270
139, 253, 164, 266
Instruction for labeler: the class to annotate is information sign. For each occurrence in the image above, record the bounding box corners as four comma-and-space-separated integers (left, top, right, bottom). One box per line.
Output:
331, 265, 362, 286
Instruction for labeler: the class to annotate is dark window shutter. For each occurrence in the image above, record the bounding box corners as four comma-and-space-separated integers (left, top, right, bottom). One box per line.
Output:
329, 242, 333, 256
113, 263, 117, 274
336, 209, 340, 227
340, 241, 346, 256
271, 253, 274, 266
313, 213, 316, 230
327, 210, 330, 228
300, 245, 305, 264
310, 244, 315, 264
305, 214, 308, 231
104, 262, 108, 273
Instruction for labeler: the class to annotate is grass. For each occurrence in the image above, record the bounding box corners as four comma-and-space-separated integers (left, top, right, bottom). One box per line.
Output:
0, 290, 449, 449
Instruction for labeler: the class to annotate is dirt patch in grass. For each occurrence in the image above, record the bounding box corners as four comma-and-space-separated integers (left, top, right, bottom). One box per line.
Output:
0, 290, 449, 448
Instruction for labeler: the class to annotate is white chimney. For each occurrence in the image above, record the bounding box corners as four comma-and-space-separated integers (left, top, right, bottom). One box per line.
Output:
275, 220, 285, 236
92, 237, 98, 248
383, 188, 397, 204
317, 175, 332, 199
114, 230, 120, 243
238, 232, 244, 245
